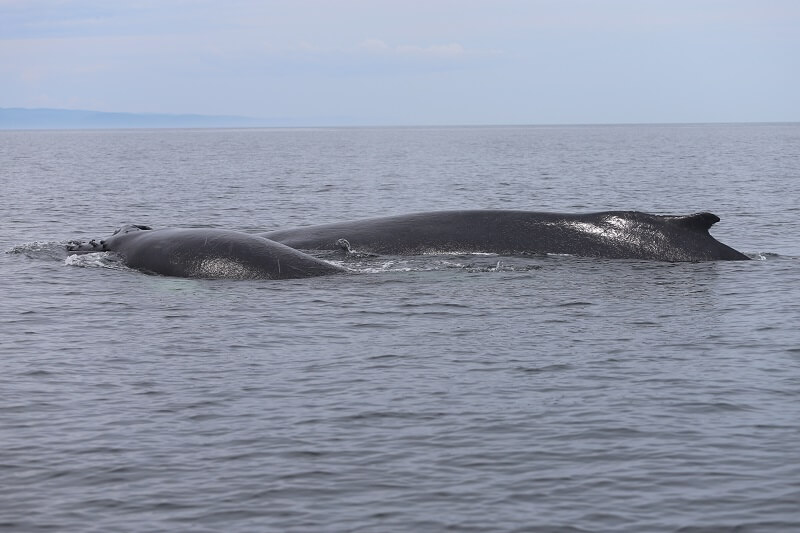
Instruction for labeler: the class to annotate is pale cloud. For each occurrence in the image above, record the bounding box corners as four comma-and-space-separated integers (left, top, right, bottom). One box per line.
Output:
359, 39, 467, 58
359, 38, 390, 53
20, 66, 46, 83
396, 43, 465, 58
1, 0, 798, 124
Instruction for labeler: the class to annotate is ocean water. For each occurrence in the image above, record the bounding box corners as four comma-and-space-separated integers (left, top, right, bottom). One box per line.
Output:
1, 124, 799, 532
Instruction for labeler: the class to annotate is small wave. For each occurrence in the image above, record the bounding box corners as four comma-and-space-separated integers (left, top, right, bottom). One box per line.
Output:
345, 259, 418, 274
64, 251, 129, 271
422, 250, 498, 256
750, 252, 782, 261
7, 241, 52, 254
464, 260, 542, 273
328, 256, 541, 275
7, 241, 68, 261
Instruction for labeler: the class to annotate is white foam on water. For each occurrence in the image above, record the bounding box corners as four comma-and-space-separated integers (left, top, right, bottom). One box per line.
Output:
7, 241, 69, 261
7, 241, 51, 254
64, 251, 127, 271
421, 250, 498, 256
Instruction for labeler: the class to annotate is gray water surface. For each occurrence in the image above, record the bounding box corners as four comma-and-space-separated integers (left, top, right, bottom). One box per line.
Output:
2, 124, 799, 532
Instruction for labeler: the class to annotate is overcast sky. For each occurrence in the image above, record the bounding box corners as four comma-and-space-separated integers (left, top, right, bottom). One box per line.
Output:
1, 0, 798, 125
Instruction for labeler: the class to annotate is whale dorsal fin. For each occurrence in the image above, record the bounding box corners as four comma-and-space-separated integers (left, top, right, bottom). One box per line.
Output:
670, 212, 720, 232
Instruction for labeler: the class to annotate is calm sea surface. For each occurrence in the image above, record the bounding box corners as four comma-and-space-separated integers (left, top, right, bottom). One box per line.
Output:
2, 124, 799, 532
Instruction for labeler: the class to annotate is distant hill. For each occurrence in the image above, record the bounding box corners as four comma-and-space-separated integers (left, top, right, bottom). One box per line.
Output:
0, 107, 268, 129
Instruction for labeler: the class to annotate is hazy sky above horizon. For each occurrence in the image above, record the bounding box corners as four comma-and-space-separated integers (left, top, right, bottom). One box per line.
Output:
2, 0, 798, 126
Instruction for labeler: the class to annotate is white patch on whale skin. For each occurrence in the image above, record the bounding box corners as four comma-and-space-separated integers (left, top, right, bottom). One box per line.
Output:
562, 216, 632, 238
189, 257, 264, 279
557, 216, 653, 248
187, 256, 343, 279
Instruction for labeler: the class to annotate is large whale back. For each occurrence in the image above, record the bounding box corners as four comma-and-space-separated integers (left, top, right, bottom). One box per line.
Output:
260, 210, 749, 261
67, 225, 345, 279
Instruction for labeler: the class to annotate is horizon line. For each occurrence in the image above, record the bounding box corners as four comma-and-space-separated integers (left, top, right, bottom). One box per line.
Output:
1, 106, 797, 131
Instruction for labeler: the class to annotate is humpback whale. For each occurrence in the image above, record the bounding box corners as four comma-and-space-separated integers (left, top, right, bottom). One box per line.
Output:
66, 225, 345, 279
62, 210, 748, 280
260, 210, 749, 262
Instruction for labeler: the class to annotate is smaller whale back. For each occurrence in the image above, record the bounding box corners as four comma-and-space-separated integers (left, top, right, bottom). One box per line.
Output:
67, 226, 345, 280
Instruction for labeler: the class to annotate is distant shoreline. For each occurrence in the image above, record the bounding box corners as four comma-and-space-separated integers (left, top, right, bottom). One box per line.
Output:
0, 107, 268, 130
1, 108, 797, 130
